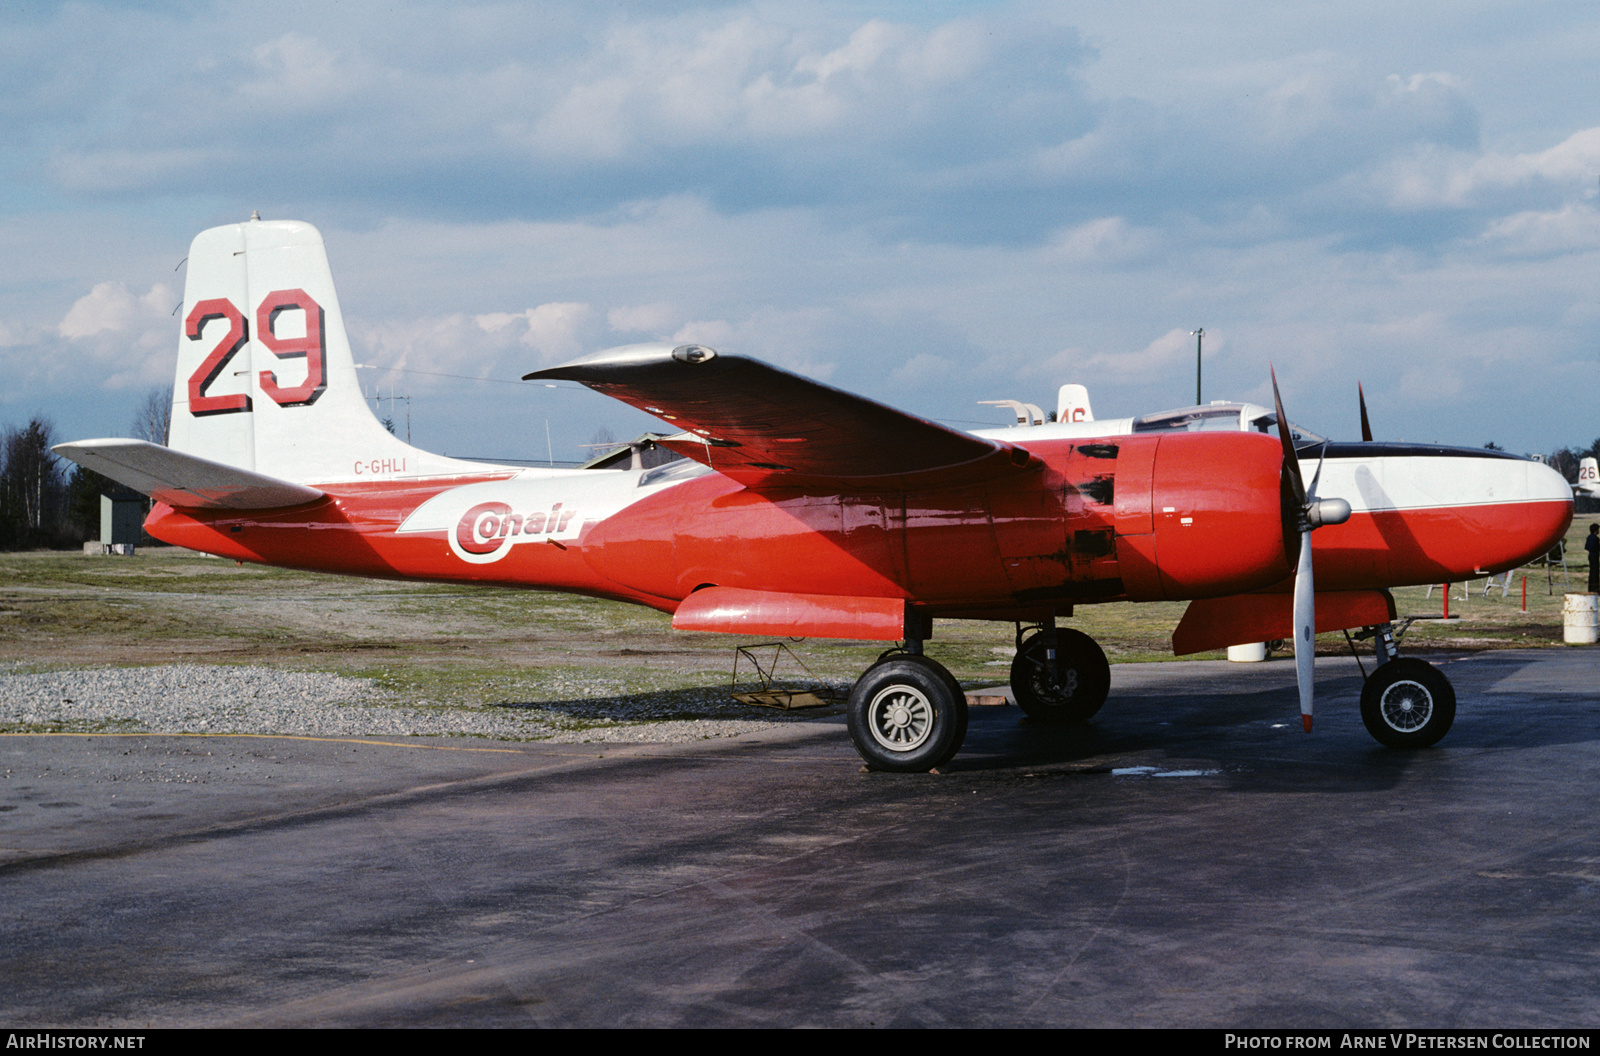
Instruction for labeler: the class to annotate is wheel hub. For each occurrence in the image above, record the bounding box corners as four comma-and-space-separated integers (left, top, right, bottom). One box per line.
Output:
868, 686, 933, 752
1035, 664, 1077, 703
1379, 680, 1432, 733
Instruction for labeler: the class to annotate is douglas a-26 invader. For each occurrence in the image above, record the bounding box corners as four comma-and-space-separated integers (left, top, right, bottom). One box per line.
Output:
57, 219, 1574, 771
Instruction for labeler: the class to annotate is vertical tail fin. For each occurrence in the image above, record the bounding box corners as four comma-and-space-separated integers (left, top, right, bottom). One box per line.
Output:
169, 218, 488, 484
1056, 384, 1093, 424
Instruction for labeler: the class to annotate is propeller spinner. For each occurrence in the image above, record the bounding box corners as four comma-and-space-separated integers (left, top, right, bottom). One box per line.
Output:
1270, 367, 1352, 732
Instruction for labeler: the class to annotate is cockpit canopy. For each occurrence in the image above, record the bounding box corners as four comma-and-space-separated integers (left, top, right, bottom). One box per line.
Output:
1131, 402, 1326, 450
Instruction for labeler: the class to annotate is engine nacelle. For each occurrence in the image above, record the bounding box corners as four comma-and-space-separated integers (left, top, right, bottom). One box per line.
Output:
1104, 431, 1292, 601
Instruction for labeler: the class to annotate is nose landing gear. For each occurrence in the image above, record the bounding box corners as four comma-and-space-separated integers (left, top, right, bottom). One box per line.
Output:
1350, 621, 1456, 749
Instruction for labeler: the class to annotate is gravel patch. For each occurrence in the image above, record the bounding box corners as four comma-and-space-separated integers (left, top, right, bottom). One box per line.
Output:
0, 664, 843, 743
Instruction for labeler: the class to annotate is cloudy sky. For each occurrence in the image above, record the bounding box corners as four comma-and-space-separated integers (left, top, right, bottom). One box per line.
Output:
3, 0, 1598, 463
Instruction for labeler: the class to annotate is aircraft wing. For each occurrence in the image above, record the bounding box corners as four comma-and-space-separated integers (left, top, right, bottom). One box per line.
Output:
527, 344, 1035, 489
53, 439, 325, 510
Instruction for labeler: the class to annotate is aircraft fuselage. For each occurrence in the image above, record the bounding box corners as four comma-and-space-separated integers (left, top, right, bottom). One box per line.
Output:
147, 431, 1570, 631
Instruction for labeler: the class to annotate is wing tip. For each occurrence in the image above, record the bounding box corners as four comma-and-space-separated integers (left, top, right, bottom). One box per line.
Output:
525, 342, 717, 382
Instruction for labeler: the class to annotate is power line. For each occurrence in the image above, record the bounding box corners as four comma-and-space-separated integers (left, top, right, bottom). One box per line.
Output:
351, 364, 580, 388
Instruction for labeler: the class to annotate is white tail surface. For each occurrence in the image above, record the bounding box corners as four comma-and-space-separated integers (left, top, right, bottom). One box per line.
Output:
168, 218, 494, 485
1579, 457, 1599, 495
1056, 384, 1093, 424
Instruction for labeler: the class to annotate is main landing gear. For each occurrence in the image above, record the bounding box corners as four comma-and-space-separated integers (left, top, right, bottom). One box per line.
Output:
846, 615, 1113, 771
1350, 622, 1456, 749
847, 651, 968, 772
1010, 622, 1111, 725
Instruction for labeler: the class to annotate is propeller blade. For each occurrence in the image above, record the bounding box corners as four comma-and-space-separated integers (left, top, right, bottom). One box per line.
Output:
1358, 382, 1373, 442
1270, 366, 1305, 507
1273, 366, 1317, 733
1307, 441, 1328, 502
1293, 524, 1315, 732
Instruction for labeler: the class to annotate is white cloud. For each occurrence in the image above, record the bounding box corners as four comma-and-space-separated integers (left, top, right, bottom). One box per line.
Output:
889, 352, 955, 387
1077, 328, 1224, 382
1478, 202, 1600, 256
355, 300, 598, 385
359, 312, 507, 382
518, 302, 597, 362
1376, 125, 1600, 210
608, 303, 678, 335
475, 302, 594, 357
532, 13, 1018, 158
58, 282, 174, 340
796, 19, 902, 83
669, 318, 736, 347
1043, 217, 1154, 265
240, 34, 354, 110
666, 309, 837, 381
1388, 71, 1465, 94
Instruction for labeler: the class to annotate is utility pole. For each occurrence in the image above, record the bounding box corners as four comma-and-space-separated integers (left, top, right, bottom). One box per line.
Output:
1190, 328, 1204, 404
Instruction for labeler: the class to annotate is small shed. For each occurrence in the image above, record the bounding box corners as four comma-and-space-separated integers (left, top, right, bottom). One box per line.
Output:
100, 488, 146, 553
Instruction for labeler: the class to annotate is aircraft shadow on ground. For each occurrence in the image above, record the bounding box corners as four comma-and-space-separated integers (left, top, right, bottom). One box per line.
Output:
940, 670, 1451, 795
491, 683, 846, 727
485, 652, 1599, 795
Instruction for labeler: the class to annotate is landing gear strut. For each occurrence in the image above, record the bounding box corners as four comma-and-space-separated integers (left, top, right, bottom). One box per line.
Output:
1351, 621, 1456, 749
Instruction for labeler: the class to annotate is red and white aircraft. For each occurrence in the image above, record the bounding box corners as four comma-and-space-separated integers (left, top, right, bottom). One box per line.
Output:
56, 219, 1574, 770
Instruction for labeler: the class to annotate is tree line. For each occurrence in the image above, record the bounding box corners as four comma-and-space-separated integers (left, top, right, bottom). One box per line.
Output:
1542, 440, 1600, 484
1, 391, 167, 550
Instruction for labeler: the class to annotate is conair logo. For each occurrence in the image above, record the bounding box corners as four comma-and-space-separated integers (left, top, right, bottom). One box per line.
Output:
450, 501, 579, 564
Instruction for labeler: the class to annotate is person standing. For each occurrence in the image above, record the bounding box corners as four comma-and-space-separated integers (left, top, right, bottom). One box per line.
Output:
1588, 523, 1599, 593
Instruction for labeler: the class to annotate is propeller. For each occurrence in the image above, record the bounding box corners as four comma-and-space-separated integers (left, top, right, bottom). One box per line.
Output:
1358, 382, 1374, 442
1270, 367, 1352, 733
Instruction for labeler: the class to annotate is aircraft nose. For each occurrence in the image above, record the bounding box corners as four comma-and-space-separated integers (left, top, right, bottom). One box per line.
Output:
1523, 458, 1577, 558
1391, 449, 1570, 582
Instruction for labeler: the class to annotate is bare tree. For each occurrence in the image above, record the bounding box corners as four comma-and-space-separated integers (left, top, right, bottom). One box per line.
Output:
1548, 448, 1582, 484
1, 418, 64, 538
66, 463, 112, 542
583, 426, 621, 460
131, 387, 170, 445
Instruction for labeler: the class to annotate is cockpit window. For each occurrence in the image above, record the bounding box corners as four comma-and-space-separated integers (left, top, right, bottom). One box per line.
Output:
581, 435, 691, 474
1249, 414, 1327, 449
1133, 406, 1252, 434
638, 458, 712, 488
1130, 404, 1327, 449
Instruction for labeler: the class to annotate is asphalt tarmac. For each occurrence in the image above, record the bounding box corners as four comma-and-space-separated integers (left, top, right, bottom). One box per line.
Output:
2, 649, 1597, 1028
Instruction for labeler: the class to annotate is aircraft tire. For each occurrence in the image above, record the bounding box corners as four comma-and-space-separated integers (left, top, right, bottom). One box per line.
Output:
848, 655, 968, 772
1360, 658, 1456, 749
1010, 628, 1110, 725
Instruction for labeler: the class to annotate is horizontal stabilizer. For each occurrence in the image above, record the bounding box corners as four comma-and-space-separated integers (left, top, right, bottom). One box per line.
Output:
1172, 589, 1396, 655
528, 344, 1035, 490
53, 439, 324, 510
672, 586, 908, 641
